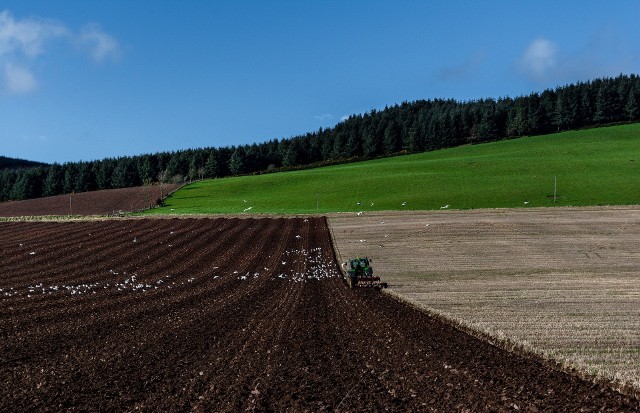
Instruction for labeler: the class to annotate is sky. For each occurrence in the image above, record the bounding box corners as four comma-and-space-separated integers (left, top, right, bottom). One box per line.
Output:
2, 1, 640, 164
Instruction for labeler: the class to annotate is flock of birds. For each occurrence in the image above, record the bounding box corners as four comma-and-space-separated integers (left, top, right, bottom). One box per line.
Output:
2, 271, 201, 299
355, 201, 450, 216
233, 245, 339, 283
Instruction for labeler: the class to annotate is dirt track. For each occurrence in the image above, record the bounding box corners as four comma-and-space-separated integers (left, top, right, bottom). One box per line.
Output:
1, 217, 637, 411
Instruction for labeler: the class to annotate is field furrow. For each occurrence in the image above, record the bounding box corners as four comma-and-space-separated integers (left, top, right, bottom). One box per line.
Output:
1, 217, 637, 411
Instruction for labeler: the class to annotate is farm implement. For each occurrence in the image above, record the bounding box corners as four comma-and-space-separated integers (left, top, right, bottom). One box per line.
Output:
344, 257, 387, 289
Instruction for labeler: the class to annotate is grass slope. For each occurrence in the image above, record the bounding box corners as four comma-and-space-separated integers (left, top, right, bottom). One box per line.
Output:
146, 123, 640, 215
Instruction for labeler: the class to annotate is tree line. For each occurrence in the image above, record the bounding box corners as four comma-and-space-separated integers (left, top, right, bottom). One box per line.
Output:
2, 73, 640, 203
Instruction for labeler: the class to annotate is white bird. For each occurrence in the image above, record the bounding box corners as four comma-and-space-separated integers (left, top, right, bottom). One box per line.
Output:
440, 205, 449, 209
243, 206, 253, 212
524, 201, 529, 205
356, 211, 363, 216
402, 202, 407, 206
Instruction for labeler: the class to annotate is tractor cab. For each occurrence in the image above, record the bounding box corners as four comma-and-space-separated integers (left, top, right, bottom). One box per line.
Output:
345, 257, 386, 289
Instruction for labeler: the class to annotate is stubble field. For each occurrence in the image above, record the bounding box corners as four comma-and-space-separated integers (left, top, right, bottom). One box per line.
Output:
328, 206, 640, 397
2, 216, 637, 411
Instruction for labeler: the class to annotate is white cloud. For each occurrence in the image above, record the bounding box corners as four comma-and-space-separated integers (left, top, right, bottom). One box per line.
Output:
0, 10, 120, 95
4, 63, 37, 94
517, 31, 637, 86
518, 38, 558, 82
0, 10, 68, 58
78, 23, 120, 62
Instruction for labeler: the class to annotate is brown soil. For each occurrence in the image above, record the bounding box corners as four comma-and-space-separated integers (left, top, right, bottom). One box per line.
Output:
0, 184, 181, 217
1, 217, 637, 412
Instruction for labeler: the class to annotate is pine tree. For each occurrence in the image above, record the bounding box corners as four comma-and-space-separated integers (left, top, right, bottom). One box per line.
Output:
43, 163, 64, 197
625, 86, 640, 121
203, 151, 219, 178
228, 147, 245, 175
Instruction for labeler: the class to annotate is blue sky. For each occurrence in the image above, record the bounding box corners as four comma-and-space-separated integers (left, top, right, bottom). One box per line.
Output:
2, 1, 640, 164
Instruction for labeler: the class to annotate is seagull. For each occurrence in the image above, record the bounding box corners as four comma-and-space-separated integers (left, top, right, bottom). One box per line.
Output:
440, 205, 450, 209
356, 211, 363, 216
402, 202, 407, 206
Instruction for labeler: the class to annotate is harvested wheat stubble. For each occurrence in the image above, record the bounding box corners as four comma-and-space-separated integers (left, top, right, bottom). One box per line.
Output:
0, 184, 181, 217
328, 206, 640, 398
0, 217, 637, 411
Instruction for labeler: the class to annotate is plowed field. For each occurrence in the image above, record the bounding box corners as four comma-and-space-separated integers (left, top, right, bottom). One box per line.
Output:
1, 218, 637, 412
0, 184, 181, 217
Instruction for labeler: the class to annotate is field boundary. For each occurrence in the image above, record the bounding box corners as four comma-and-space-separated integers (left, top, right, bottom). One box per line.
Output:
382, 284, 639, 400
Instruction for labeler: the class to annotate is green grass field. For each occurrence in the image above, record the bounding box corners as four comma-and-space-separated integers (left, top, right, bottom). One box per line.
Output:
146, 123, 640, 215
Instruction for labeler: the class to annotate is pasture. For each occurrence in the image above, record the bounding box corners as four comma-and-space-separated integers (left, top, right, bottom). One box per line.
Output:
147, 123, 640, 215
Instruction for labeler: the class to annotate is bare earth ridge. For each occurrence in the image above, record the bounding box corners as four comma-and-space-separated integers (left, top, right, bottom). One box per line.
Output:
1, 217, 637, 411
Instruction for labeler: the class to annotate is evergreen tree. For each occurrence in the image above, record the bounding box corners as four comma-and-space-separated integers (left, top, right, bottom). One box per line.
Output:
63, 163, 77, 194
139, 156, 157, 185
625, 86, 640, 121
112, 158, 139, 188
383, 119, 401, 153
203, 151, 219, 178
43, 163, 64, 197
595, 82, 614, 123
228, 147, 245, 175
0, 169, 16, 201
75, 162, 96, 192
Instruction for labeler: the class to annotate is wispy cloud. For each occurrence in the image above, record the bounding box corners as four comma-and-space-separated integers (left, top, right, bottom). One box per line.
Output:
314, 113, 333, 122
0, 10, 120, 95
78, 23, 120, 63
436, 51, 486, 81
4, 63, 37, 94
0, 10, 68, 58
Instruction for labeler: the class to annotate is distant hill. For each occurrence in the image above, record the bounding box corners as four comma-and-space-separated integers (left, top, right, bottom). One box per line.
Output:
0, 156, 47, 170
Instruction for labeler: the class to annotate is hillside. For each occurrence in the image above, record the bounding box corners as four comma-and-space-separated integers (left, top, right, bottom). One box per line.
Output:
0, 184, 181, 217
146, 123, 640, 214
3, 74, 640, 203
0, 156, 46, 170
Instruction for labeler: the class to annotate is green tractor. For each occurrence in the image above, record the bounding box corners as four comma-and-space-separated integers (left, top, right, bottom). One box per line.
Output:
344, 257, 387, 289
